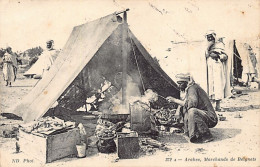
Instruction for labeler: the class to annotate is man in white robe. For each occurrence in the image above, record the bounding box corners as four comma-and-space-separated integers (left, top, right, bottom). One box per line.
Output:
205, 31, 229, 111
240, 43, 258, 86
41, 40, 55, 78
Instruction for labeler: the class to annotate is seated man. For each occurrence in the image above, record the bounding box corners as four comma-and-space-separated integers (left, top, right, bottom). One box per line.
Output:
166, 73, 218, 143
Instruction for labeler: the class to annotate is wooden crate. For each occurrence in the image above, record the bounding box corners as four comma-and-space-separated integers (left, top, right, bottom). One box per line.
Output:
19, 128, 80, 163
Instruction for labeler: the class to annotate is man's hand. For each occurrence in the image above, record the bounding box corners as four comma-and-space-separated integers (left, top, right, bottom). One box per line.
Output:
219, 53, 228, 62
209, 52, 220, 60
166, 96, 176, 103
166, 96, 185, 106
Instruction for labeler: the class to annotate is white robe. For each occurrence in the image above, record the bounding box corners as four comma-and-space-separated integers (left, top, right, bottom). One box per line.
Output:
3, 54, 15, 82
237, 44, 257, 82
206, 41, 229, 100
207, 57, 227, 100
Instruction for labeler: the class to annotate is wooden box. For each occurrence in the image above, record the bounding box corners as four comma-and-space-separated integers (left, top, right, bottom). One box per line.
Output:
19, 128, 80, 163
117, 132, 139, 159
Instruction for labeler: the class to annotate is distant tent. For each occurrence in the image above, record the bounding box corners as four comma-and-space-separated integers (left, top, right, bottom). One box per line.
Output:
233, 40, 259, 83
232, 40, 243, 81
12, 13, 179, 122
23, 49, 57, 78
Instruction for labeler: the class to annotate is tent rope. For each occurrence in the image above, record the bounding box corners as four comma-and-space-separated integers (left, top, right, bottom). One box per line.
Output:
234, 52, 242, 60
127, 29, 146, 93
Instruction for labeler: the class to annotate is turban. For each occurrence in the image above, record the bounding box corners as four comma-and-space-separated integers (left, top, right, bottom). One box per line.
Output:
6, 46, 12, 50
205, 30, 216, 39
46, 40, 54, 44
175, 73, 191, 82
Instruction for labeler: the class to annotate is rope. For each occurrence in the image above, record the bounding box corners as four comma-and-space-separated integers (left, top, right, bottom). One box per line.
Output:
234, 52, 242, 60
127, 29, 146, 93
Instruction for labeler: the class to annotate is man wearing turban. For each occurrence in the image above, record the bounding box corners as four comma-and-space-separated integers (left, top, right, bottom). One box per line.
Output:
166, 73, 218, 143
205, 30, 229, 111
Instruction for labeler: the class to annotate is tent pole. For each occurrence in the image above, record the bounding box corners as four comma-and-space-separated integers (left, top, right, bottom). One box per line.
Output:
234, 40, 239, 84
81, 70, 87, 112
122, 11, 128, 112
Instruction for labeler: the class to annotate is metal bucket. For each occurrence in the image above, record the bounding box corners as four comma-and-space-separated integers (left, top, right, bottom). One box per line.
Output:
76, 143, 86, 158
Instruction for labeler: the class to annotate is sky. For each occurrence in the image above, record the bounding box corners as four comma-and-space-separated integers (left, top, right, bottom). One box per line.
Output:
0, 0, 259, 52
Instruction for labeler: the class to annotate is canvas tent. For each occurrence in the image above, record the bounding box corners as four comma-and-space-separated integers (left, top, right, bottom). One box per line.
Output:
12, 12, 179, 122
232, 40, 259, 83
23, 49, 57, 77
232, 40, 243, 80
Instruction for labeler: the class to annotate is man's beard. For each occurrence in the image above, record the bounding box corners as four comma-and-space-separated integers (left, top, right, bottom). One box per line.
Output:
179, 85, 187, 91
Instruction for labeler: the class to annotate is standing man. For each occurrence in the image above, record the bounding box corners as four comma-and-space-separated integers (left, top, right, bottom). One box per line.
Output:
3, 47, 16, 86
6, 47, 18, 81
241, 44, 258, 87
41, 40, 55, 78
166, 73, 218, 143
205, 31, 229, 111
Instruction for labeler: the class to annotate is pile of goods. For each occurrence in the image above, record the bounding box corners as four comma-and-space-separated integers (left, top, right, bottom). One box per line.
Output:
154, 108, 177, 126
20, 116, 75, 136
95, 117, 117, 139
95, 117, 126, 139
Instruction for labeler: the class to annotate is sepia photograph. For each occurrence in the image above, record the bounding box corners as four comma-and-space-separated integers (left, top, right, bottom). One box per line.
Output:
0, 0, 259, 166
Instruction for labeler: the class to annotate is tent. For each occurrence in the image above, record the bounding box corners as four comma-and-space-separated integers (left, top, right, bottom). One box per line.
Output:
232, 40, 243, 81
23, 49, 57, 77
12, 12, 180, 122
231, 40, 260, 85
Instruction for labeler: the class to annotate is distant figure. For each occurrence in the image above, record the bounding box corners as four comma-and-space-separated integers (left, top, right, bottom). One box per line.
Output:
3, 47, 16, 86
41, 40, 55, 78
241, 44, 258, 86
166, 73, 218, 143
16, 54, 23, 65
7, 47, 18, 80
205, 30, 229, 111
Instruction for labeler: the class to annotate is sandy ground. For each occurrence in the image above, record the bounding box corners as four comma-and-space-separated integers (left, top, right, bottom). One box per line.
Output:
0, 67, 260, 167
